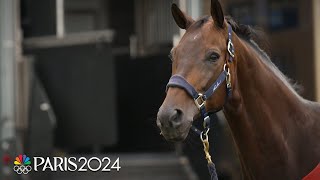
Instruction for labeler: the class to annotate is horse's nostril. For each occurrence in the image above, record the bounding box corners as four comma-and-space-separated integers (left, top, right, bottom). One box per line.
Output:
172, 109, 182, 122
176, 109, 182, 118
169, 109, 183, 128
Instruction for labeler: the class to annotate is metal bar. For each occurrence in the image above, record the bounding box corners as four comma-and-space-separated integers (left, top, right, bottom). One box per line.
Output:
56, 0, 65, 38
188, 0, 202, 19
0, 0, 17, 141
0, 1, 20, 179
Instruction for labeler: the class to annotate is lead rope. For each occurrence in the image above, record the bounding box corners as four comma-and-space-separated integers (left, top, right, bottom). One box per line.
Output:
201, 128, 218, 180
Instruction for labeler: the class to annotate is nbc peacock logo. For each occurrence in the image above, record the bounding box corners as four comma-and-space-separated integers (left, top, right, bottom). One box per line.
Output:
13, 154, 32, 175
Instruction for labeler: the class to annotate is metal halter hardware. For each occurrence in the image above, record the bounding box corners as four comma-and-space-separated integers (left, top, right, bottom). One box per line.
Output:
228, 40, 235, 58
195, 93, 206, 109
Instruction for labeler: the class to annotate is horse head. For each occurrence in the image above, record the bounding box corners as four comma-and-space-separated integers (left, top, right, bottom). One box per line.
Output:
157, 0, 234, 142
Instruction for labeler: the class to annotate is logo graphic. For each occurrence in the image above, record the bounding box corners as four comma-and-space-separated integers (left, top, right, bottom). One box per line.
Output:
13, 154, 32, 175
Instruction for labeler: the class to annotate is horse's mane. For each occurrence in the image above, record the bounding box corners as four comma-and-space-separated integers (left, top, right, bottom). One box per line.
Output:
225, 16, 303, 95
225, 16, 271, 55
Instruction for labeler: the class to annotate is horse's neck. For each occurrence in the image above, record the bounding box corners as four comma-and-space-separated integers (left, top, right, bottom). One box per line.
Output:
223, 39, 309, 179
227, 40, 304, 123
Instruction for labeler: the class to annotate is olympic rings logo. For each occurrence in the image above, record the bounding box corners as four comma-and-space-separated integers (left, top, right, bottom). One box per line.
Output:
13, 165, 32, 175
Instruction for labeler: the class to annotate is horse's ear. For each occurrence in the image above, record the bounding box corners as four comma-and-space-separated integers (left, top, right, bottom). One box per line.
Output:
210, 0, 224, 28
171, 3, 194, 29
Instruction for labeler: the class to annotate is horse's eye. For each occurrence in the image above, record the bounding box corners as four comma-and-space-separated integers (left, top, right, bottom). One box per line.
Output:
209, 53, 220, 62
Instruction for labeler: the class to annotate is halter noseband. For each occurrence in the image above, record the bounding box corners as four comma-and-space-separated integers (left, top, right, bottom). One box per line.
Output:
166, 24, 234, 133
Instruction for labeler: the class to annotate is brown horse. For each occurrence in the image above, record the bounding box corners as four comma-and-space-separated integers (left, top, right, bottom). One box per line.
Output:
157, 0, 320, 179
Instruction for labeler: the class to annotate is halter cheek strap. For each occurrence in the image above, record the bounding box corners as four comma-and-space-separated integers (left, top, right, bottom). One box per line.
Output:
228, 23, 235, 62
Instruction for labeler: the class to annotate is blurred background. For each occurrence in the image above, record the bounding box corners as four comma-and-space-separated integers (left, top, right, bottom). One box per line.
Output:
1, 0, 320, 180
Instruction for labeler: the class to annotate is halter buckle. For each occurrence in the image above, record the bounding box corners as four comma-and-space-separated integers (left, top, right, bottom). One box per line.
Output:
227, 40, 235, 58
195, 94, 206, 109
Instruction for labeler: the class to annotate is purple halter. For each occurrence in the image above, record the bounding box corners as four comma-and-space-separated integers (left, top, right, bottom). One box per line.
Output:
166, 24, 235, 135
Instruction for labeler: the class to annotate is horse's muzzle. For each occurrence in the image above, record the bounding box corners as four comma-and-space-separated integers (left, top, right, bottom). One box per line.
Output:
157, 107, 190, 142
